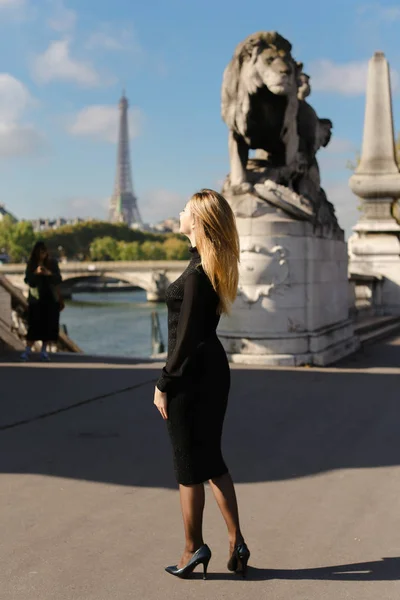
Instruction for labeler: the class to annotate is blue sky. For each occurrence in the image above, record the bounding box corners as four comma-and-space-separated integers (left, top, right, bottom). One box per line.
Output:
1, 0, 400, 236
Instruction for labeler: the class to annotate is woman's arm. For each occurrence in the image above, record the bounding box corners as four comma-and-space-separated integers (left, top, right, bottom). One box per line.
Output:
24, 265, 40, 287
48, 260, 62, 285
156, 270, 209, 393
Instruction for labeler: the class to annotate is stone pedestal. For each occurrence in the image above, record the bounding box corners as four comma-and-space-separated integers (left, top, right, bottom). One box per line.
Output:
218, 193, 358, 366
348, 52, 400, 315
348, 209, 400, 315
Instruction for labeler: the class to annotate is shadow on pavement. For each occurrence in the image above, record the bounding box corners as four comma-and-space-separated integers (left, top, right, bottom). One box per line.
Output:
181, 557, 400, 581
247, 557, 400, 581
335, 336, 400, 369
0, 351, 157, 365
1, 360, 400, 489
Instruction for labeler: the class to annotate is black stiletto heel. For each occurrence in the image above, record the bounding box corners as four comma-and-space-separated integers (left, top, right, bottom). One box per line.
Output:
227, 542, 250, 577
202, 556, 210, 580
165, 544, 212, 579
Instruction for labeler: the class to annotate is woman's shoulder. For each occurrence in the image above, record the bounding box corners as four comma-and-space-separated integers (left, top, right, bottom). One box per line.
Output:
184, 265, 215, 295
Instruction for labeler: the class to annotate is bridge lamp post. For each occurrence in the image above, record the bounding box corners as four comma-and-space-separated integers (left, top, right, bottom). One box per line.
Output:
58, 245, 67, 264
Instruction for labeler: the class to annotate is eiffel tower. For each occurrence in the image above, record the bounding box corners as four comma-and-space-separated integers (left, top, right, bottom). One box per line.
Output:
108, 92, 142, 227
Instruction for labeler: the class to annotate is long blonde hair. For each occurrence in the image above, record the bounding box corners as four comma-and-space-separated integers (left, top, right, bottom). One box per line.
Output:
189, 189, 240, 314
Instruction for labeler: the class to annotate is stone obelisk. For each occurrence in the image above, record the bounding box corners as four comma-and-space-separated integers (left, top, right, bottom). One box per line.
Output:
348, 51, 400, 314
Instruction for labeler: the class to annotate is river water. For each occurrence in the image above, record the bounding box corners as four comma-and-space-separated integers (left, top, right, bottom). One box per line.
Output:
61, 290, 168, 357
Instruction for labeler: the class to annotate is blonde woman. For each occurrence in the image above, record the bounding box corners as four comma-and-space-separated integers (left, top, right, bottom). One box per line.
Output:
154, 189, 250, 580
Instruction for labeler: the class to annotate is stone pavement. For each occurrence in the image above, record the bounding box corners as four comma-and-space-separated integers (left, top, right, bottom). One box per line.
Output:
1, 338, 400, 600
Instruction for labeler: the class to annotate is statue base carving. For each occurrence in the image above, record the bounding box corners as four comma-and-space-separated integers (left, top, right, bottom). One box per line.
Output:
222, 160, 343, 236
218, 189, 358, 366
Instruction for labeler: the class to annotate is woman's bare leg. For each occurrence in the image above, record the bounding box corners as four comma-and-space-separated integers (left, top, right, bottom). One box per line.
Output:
177, 483, 205, 568
209, 472, 244, 554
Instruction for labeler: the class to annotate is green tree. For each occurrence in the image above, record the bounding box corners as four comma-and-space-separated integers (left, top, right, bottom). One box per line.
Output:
0, 218, 35, 262
162, 237, 189, 260
10, 221, 36, 262
117, 241, 143, 260
0, 216, 13, 253
41, 220, 175, 260
89, 237, 120, 261
140, 241, 167, 260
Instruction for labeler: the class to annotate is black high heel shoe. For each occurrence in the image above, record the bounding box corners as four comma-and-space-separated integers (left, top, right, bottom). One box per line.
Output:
227, 542, 250, 578
165, 544, 212, 579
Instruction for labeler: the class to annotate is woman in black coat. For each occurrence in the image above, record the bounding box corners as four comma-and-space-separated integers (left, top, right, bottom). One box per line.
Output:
154, 189, 250, 579
20, 241, 64, 361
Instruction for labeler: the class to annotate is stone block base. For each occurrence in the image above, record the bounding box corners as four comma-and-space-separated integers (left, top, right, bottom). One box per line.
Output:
217, 190, 358, 366
223, 319, 359, 367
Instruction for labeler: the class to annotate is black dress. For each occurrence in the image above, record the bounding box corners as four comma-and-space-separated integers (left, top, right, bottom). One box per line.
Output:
156, 247, 230, 485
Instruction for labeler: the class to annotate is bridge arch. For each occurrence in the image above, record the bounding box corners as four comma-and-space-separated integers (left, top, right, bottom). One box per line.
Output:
60, 270, 168, 302
59, 274, 143, 297
0, 261, 186, 302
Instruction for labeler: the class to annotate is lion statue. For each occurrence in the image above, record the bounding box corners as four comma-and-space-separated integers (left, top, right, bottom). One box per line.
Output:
221, 31, 300, 191
220, 31, 339, 231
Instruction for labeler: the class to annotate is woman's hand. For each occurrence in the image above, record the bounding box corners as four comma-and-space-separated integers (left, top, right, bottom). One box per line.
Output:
35, 266, 51, 275
154, 386, 168, 420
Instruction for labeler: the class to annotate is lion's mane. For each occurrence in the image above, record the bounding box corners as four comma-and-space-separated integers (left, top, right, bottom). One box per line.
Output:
221, 31, 297, 138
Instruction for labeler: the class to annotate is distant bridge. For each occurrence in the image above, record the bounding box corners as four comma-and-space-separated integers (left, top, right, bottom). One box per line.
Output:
0, 260, 187, 301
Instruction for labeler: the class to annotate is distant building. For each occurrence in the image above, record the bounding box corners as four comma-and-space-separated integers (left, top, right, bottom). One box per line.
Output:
152, 218, 180, 233
0, 204, 17, 223
30, 217, 89, 232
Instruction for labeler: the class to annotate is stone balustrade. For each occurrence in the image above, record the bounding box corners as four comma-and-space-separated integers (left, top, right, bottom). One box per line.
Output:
348, 272, 384, 320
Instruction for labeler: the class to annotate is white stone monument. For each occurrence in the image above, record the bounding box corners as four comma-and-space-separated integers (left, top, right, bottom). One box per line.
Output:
217, 31, 358, 365
348, 52, 400, 314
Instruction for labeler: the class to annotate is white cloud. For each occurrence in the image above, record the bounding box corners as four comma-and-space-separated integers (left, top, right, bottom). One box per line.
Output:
32, 39, 101, 87
0, 73, 33, 121
0, 123, 46, 157
67, 104, 144, 143
86, 25, 143, 57
47, 0, 76, 32
0, 0, 25, 7
379, 6, 400, 20
86, 32, 124, 51
140, 189, 186, 225
358, 3, 400, 22
0, 0, 26, 20
310, 60, 369, 96
310, 58, 399, 96
61, 196, 109, 219
0, 74, 46, 157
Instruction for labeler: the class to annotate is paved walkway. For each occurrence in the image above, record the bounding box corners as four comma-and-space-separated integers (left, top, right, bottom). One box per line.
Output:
1, 338, 400, 599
